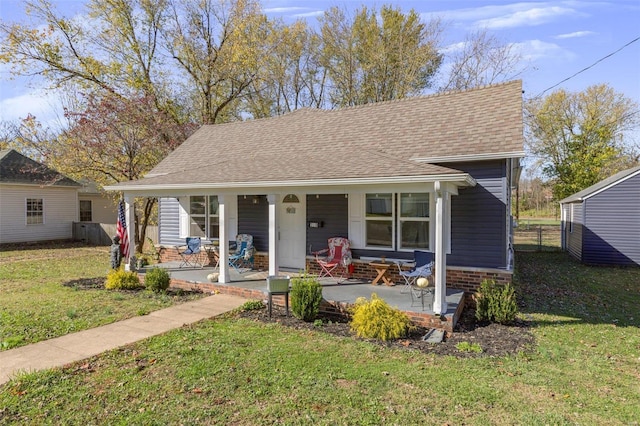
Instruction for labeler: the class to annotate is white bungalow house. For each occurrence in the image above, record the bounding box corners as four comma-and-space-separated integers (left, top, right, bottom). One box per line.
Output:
0, 149, 81, 244
105, 81, 524, 315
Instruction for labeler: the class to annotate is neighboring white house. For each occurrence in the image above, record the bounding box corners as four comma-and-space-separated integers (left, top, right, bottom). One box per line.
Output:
0, 149, 81, 244
77, 179, 118, 224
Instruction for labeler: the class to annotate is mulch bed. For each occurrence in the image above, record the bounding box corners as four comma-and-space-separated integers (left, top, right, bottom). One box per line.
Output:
238, 305, 536, 358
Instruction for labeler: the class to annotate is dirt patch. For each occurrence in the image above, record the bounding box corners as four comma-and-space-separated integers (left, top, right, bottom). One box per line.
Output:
238, 305, 536, 358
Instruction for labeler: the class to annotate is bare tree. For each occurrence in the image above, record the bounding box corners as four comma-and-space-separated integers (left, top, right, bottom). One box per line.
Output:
437, 29, 524, 92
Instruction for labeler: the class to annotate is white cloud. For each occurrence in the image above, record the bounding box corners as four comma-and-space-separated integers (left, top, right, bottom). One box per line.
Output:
512, 39, 575, 62
423, 2, 585, 30
0, 90, 62, 128
477, 6, 576, 29
554, 30, 596, 39
264, 7, 309, 14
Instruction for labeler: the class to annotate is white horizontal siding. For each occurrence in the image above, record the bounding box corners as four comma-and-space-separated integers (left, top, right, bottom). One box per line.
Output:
78, 194, 117, 224
0, 184, 78, 244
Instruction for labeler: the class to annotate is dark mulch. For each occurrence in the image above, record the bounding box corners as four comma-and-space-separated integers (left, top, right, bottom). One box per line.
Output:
237, 305, 536, 358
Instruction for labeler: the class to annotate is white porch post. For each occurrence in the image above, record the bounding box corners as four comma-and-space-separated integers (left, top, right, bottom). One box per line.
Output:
267, 194, 279, 276
218, 195, 231, 283
124, 194, 135, 271
433, 181, 448, 315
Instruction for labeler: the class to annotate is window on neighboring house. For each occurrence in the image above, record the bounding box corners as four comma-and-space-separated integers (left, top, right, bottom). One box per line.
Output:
189, 195, 219, 239
26, 198, 44, 225
79, 200, 92, 222
398, 193, 429, 250
365, 193, 394, 248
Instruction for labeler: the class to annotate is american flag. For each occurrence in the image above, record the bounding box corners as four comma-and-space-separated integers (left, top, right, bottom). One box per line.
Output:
117, 200, 130, 259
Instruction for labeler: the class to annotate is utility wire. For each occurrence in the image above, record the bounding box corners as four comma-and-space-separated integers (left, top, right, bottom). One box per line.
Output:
534, 36, 640, 99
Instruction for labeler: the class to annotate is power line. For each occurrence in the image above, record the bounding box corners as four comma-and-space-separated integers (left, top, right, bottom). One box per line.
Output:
534, 36, 640, 99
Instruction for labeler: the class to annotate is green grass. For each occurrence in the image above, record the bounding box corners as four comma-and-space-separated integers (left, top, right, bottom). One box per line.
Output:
0, 242, 203, 350
1, 249, 640, 424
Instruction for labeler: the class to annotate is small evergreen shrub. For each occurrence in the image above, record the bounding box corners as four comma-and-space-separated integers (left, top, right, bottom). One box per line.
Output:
349, 294, 411, 341
290, 274, 323, 322
105, 268, 141, 290
144, 267, 170, 293
475, 279, 518, 324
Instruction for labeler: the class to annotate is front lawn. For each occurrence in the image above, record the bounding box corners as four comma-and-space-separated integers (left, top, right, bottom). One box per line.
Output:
1, 250, 639, 424
0, 242, 203, 350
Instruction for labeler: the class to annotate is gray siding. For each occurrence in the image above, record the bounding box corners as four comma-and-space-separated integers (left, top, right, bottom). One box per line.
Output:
582, 174, 640, 265
306, 194, 348, 254
447, 160, 508, 268
158, 197, 182, 246
567, 203, 583, 260
238, 195, 268, 252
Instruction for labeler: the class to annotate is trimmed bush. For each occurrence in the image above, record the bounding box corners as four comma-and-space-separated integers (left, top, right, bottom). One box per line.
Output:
290, 274, 323, 322
105, 268, 141, 290
475, 279, 518, 324
144, 267, 170, 293
349, 294, 411, 341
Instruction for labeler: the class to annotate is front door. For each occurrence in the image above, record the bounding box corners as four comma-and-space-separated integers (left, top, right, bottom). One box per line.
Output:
278, 194, 306, 269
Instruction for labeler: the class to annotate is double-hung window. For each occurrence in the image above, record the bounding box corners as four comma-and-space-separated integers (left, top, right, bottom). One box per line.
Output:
363, 192, 431, 251
79, 200, 92, 222
26, 198, 44, 225
365, 193, 394, 248
398, 193, 429, 250
189, 196, 219, 239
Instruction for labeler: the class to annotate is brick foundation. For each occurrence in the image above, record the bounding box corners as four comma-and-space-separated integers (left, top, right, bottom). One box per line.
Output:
158, 246, 512, 294
163, 276, 463, 334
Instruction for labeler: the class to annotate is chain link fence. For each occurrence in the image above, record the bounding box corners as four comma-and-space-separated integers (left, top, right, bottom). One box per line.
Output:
514, 223, 561, 252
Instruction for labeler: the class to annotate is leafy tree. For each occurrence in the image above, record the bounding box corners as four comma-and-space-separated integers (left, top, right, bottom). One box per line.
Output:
61, 93, 197, 252
526, 84, 639, 200
162, 0, 273, 124
319, 5, 443, 107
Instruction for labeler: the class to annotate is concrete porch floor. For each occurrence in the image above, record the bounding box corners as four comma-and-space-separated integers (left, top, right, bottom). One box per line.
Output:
148, 262, 466, 332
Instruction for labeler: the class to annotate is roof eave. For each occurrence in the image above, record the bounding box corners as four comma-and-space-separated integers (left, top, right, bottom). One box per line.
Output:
105, 173, 477, 192
412, 151, 525, 164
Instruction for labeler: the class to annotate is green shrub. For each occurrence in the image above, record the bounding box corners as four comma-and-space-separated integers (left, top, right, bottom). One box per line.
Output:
242, 300, 265, 311
475, 279, 518, 324
456, 341, 483, 353
144, 267, 170, 293
105, 268, 141, 290
349, 294, 411, 341
290, 274, 323, 322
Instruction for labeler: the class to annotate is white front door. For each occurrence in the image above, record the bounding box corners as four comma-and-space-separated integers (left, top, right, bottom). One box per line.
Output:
278, 194, 306, 269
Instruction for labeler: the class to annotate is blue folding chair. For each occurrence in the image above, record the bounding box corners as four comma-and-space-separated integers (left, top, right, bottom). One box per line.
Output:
395, 250, 433, 294
179, 237, 203, 268
228, 234, 254, 272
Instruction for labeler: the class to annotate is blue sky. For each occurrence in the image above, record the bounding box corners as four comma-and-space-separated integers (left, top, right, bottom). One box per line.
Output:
1, 0, 639, 128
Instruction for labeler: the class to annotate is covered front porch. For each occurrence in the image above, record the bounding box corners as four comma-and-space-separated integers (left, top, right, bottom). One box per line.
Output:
145, 262, 466, 334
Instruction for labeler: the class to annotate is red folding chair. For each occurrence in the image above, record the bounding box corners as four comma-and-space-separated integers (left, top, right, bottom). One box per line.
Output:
313, 237, 352, 283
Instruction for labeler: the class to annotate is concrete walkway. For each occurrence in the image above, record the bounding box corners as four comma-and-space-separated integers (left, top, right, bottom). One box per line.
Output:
0, 293, 246, 386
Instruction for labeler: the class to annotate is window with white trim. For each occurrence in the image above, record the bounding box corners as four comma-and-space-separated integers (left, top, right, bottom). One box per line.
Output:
79, 200, 92, 222
365, 193, 394, 248
26, 198, 44, 225
363, 192, 434, 251
189, 195, 219, 239
398, 193, 429, 250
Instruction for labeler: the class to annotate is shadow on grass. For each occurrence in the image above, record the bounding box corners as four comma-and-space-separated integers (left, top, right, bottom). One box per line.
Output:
514, 251, 640, 328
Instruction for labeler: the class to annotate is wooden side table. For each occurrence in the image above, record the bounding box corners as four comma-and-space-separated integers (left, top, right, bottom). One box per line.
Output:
368, 261, 395, 286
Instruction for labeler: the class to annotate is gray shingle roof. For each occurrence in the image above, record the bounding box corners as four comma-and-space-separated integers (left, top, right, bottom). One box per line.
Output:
112, 81, 523, 190
560, 165, 640, 203
0, 149, 80, 187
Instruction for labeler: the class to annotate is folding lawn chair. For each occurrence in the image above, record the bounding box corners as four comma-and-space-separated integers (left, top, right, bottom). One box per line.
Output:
313, 237, 352, 283
179, 237, 204, 268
